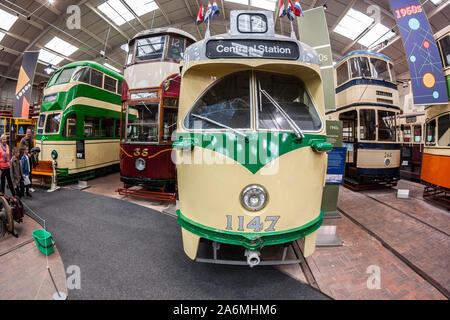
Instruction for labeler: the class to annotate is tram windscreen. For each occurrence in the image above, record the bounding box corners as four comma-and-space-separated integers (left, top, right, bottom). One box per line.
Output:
126, 104, 159, 142
359, 109, 376, 140
184, 71, 251, 130
54, 68, 76, 85
166, 36, 186, 61
378, 110, 396, 141
135, 36, 166, 62
370, 58, 391, 82
438, 35, 450, 68
349, 57, 371, 79
257, 72, 322, 131
45, 113, 61, 134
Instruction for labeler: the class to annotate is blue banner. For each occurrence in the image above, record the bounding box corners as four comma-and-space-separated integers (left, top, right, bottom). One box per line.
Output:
326, 147, 346, 185
389, 0, 448, 105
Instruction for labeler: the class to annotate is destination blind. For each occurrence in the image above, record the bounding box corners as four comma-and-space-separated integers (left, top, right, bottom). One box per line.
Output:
206, 39, 299, 60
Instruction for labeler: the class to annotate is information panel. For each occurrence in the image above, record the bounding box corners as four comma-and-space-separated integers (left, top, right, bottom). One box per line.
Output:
326, 147, 347, 185
206, 39, 299, 60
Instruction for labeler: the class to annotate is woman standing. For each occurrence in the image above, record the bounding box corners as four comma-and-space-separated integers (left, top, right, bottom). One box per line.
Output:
0, 134, 16, 196
10, 147, 23, 198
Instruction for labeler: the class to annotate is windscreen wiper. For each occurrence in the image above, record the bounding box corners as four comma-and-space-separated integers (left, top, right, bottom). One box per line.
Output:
260, 88, 305, 140
191, 113, 248, 141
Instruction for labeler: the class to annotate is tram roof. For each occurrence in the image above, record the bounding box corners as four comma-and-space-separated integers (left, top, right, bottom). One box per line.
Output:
55, 61, 124, 81
130, 27, 197, 43
337, 50, 393, 66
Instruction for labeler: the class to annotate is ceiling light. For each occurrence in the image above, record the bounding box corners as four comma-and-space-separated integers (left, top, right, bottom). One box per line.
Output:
0, 8, 19, 31
334, 8, 374, 41
44, 36, 78, 56
98, 0, 134, 26
120, 44, 128, 52
124, 0, 159, 16
44, 64, 55, 75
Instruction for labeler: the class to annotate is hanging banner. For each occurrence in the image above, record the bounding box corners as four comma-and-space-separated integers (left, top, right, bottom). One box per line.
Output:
14, 51, 40, 118
389, 0, 448, 105
297, 7, 335, 110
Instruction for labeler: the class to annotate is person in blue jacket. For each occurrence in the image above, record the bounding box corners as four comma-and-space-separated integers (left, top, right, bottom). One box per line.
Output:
21, 146, 32, 198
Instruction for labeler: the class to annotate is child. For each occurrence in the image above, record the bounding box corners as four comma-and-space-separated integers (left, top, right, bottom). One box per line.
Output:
21, 146, 32, 198
10, 147, 23, 198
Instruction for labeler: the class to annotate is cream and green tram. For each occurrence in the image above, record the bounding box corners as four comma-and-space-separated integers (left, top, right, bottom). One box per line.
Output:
327, 51, 401, 189
36, 61, 123, 183
174, 10, 332, 266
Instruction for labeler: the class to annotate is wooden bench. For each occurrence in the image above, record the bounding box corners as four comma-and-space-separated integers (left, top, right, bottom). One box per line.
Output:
32, 161, 54, 186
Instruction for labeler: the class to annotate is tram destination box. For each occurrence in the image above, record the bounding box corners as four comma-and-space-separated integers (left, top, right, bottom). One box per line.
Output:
206, 39, 299, 60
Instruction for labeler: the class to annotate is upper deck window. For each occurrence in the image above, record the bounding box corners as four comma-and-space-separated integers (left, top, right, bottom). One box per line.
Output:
438, 35, 450, 68
135, 35, 166, 62
53, 68, 76, 86
349, 57, 371, 79
72, 67, 91, 84
336, 62, 349, 86
104, 75, 117, 93
389, 63, 396, 83
371, 58, 391, 82
166, 36, 186, 61
238, 14, 268, 33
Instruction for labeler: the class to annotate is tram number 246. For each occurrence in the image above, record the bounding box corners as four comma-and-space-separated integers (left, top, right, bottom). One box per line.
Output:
226, 215, 280, 233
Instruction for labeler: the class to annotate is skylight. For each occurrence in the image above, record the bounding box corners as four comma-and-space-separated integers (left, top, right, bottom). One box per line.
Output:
104, 63, 121, 73
430, 0, 442, 5
251, 0, 277, 11
334, 8, 374, 41
124, 0, 158, 16
0, 8, 18, 31
98, 0, 134, 26
44, 37, 79, 57
225, 0, 249, 5
38, 49, 64, 65
358, 23, 395, 48
0, 31, 5, 42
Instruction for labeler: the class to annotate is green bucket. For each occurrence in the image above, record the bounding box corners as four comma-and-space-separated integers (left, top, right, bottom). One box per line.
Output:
32, 229, 55, 256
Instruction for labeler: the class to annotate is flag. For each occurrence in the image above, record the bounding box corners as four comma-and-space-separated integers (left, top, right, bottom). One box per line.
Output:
287, 0, 295, 21
211, 0, 220, 18
196, 5, 205, 24
205, 2, 212, 22
294, 1, 304, 17
279, 1, 286, 18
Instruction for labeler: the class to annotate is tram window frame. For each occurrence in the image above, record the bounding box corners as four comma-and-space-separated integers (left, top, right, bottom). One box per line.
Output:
370, 58, 391, 82
38, 114, 46, 128
389, 63, 396, 83
44, 112, 62, 135
359, 109, 376, 141
425, 119, 436, 145
237, 14, 268, 34
104, 75, 117, 93
84, 116, 100, 138
437, 113, 450, 147
101, 117, 115, 138
90, 69, 104, 88
117, 81, 123, 96
47, 70, 61, 87
126, 42, 134, 66
72, 67, 91, 84
63, 114, 77, 138
413, 125, 422, 143
402, 125, 411, 143
378, 110, 397, 142
54, 67, 76, 85
126, 104, 160, 144
349, 56, 371, 79
336, 62, 349, 87
166, 36, 186, 61
437, 35, 450, 69
135, 35, 166, 63
183, 71, 253, 131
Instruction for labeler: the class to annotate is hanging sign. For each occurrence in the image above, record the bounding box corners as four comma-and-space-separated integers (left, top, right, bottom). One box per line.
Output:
14, 51, 40, 118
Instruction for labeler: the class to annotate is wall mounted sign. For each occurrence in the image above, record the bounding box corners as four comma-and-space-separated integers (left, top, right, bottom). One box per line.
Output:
206, 39, 299, 60
389, 0, 448, 105
14, 51, 39, 118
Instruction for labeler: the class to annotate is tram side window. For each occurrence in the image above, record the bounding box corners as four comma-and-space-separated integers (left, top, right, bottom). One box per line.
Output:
184, 71, 251, 130
90, 69, 103, 88
359, 109, 376, 140
438, 35, 450, 68
118, 81, 123, 96
437, 114, 450, 146
84, 117, 100, 138
426, 120, 436, 145
161, 109, 177, 143
389, 63, 396, 83
54, 68, 76, 85
63, 114, 77, 138
166, 37, 186, 61
349, 57, 371, 79
414, 125, 422, 143
101, 118, 114, 138
336, 62, 349, 86
115, 120, 120, 138
402, 125, 411, 142
45, 113, 62, 134
127, 104, 159, 142
378, 110, 396, 141
73, 67, 91, 84
371, 58, 391, 82
257, 71, 322, 131
104, 76, 117, 93
135, 36, 166, 62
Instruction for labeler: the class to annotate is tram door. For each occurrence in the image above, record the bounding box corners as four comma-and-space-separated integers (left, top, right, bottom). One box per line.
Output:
339, 110, 357, 167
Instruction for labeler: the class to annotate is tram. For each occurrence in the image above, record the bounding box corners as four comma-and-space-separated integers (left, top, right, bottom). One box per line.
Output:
398, 113, 424, 181
35, 61, 123, 182
119, 28, 196, 200
326, 51, 401, 189
0, 111, 35, 149
174, 10, 332, 266
421, 26, 450, 208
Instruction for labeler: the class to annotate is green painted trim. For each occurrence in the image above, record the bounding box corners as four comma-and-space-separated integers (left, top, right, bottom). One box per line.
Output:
175, 132, 328, 174
49, 61, 123, 84
177, 209, 324, 250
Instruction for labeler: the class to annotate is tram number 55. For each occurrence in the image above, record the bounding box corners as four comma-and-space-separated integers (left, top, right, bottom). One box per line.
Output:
225, 215, 280, 232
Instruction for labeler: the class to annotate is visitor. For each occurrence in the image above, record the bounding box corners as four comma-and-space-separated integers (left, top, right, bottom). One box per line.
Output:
19, 128, 35, 192
0, 134, 15, 196
21, 146, 32, 198
10, 147, 23, 198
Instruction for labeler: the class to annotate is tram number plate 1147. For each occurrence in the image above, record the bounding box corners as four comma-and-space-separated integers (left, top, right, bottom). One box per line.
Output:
225, 215, 280, 232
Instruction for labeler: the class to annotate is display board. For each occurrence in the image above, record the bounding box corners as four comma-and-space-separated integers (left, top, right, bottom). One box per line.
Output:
14, 51, 39, 118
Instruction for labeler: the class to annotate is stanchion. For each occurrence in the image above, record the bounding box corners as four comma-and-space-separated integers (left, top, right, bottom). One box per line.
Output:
47, 160, 60, 193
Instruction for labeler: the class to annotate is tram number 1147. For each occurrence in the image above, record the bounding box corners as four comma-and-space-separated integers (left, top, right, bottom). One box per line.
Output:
225, 215, 280, 233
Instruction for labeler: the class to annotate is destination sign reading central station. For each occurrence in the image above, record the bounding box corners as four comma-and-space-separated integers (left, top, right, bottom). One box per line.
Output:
206, 40, 299, 60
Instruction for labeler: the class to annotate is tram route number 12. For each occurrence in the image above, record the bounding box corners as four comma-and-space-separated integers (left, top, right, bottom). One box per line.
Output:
226, 215, 280, 232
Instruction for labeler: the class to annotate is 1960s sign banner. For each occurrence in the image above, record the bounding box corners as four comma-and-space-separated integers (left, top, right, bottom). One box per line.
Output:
14, 51, 39, 118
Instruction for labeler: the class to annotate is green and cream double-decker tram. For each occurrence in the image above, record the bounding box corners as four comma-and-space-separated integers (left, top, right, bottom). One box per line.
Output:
36, 61, 123, 182
174, 10, 332, 266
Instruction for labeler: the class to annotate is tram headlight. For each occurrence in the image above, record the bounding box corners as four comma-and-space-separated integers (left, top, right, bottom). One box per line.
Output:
385, 158, 391, 167
135, 158, 146, 171
241, 185, 268, 211
51, 150, 58, 160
